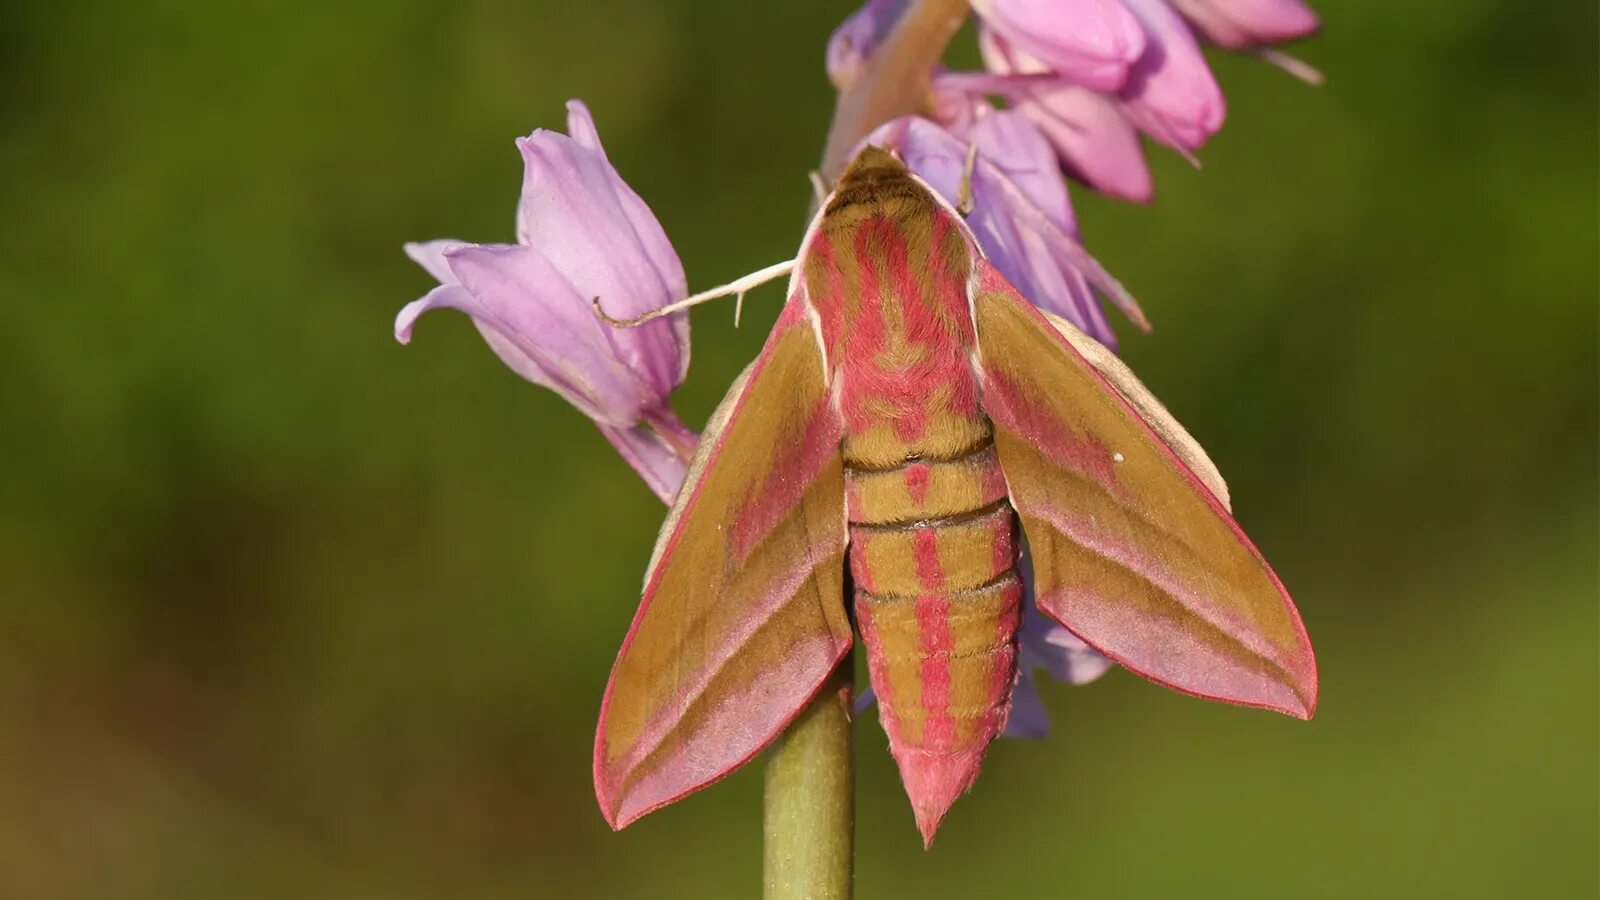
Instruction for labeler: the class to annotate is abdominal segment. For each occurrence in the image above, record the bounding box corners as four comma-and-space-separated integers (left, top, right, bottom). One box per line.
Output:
845, 437, 1022, 842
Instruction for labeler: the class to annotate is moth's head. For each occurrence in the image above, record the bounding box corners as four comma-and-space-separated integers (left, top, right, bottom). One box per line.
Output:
823, 145, 930, 219
834, 146, 913, 192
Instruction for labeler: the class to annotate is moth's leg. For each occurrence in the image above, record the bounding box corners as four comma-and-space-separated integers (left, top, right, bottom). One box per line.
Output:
809, 170, 830, 206
596, 259, 796, 328
956, 142, 978, 217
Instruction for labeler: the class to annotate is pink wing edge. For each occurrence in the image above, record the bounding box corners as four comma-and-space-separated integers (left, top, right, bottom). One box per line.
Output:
593, 294, 853, 829
974, 260, 1319, 719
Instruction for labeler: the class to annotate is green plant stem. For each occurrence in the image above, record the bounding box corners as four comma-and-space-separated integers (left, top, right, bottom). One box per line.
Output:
763, 661, 854, 900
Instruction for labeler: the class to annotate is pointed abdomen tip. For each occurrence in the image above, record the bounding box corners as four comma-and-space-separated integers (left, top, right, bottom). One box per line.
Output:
896, 747, 987, 848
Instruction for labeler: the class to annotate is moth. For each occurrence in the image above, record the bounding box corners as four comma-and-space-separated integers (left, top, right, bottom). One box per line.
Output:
593, 146, 1317, 844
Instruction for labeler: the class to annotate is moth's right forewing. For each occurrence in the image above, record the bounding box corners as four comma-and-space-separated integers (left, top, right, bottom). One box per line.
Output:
1036, 308, 1231, 511
594, 296, 850, 829
973, 263, 1316, 719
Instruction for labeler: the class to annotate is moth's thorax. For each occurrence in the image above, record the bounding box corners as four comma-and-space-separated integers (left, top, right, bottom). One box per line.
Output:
803, 187, 983, 469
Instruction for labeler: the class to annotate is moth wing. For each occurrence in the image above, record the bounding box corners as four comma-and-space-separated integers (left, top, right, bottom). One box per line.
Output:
1035, 306, 1231, 512
972, 263, 1317, 717
594, 296, 851, 828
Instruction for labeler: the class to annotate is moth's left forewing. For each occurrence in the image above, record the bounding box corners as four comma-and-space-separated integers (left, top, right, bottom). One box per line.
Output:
971, 261, 1317, 718
595, 295, 851, 829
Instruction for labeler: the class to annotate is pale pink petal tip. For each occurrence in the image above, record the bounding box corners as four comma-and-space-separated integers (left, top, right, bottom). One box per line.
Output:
393, 282, 473, 346
393, 297, 428, 344
563, 99, 602, 152
894, 748, 986, 848
402, 239, 466, 284
1257, 47, 1325, 85
1170, 0, 1319, 48
597, 406, 697, 504
1044, 627, 1116, 685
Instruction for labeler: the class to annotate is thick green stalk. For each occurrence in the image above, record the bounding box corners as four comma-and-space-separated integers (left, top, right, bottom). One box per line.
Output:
763, 662, 854, 900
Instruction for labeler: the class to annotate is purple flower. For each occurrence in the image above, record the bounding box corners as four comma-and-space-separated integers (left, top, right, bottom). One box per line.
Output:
818, 0, 1323, 200
978, 29, 1155, 202
1116, 0, 1226, 152
395, 101, 697, 503
968, 0, 1227, 167
864, 113, 1147, 349
969, 0, 1146, 91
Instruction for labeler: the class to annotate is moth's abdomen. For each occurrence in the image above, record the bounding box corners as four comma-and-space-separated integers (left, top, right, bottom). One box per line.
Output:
844, 425, 1022, 842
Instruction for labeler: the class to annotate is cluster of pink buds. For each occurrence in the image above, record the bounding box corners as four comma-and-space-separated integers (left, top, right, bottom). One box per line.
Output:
832, 0, 1319, 202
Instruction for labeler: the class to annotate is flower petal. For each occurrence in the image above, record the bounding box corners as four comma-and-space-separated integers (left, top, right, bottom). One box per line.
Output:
931, 69, 996, 136
1168, 0, 1319, 49
396, 278, 603, 418
979, 29, 1154, 203
968, 111, 1079, 230
853, 686, 877, 716
396, 265, 602, 420
1119, 0, 1227, 151
1025, 87, 1154, 202
969, 0, 1146, 91
516, 107, 688, 395
1028, 617, 1116, 685
441, 243, 657, 425
1002, 669, 1052, 738
563, 101, 691, 385
1018, 540, 1113, 688
596, 406, 695, 504
826, 0, 911, 90
404, 239, 469, 285
563, 98, 605, 153
395, 282, 470, 345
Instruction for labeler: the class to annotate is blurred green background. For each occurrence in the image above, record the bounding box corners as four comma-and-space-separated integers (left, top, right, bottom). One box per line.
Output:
2, 1, 1595, 897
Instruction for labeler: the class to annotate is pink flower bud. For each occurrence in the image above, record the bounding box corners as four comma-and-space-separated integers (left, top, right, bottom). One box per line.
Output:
979, 27, 1155, 202
969, 0, 1147, 91
1118, 0, 1228, 151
